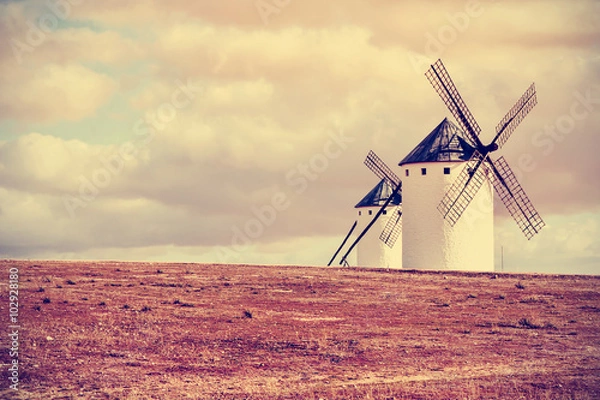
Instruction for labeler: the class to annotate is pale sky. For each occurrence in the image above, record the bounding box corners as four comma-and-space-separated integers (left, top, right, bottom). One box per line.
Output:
0, 0, 598, 274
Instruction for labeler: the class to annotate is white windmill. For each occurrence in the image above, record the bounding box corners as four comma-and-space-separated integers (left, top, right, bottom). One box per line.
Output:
402, 59, 545, 271
329, 59, 545, 272
328, 151, 403, 269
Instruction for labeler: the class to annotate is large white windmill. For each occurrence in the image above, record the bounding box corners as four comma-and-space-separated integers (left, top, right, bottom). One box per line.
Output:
400, 59, 545, 271
329, 59, 545, 272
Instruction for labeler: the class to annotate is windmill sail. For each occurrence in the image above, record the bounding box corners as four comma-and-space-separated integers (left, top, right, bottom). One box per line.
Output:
493, 83, 537, 149
425, 59, 482, 147
327, 220, 358, 266
437, 151, 488, 226
380, 209, 402, 248
489, 156, 545, 239
365, 150, 401, 188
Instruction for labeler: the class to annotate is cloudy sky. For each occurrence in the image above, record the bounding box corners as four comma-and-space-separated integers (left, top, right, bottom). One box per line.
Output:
0, 0, 598, 274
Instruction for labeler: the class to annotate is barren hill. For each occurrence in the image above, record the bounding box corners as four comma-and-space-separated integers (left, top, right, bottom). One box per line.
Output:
1, 260, 599, 399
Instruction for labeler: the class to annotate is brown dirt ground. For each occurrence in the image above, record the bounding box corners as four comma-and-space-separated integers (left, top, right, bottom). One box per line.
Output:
1, 260, 599, 399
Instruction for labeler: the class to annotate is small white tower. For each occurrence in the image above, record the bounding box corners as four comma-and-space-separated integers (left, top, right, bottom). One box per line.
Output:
399, 119, 494, 271
355, 180, 402, 269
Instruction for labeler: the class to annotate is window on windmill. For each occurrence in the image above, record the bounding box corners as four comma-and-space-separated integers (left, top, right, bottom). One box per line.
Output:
444, 167, 451, 175
421, 168, 427, 175
358, 211, 362, 216
382, 210, 387, 215
405, 169, 409, 177
368, 210, 373, 215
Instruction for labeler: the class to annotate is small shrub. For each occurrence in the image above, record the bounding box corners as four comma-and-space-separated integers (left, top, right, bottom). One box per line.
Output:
498, 322, 516, 328
520, 296, 548, 304
99, 302, 106, 306
66, 280, 76, 285
243, 310, 253, 319
515, 281, 526, 290
173, 299, 181, 305
467, 294, 477, 299
141, 306, 152, 312
432, 298, 450, 307
42, 297, 51, 304
123, 304, 130, 309
34, 306, 41, 311
156, 269, 163, 274
36, 287, 45, 293
81, 297, 88, 301
518, 318, 540, 329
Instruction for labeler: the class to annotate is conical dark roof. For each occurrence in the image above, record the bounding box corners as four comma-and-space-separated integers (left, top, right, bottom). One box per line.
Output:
399, 118, 475, 165
355, 179, 402, 208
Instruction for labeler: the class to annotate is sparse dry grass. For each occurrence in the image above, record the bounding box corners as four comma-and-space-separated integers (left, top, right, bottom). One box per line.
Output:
0, 260, 599, 399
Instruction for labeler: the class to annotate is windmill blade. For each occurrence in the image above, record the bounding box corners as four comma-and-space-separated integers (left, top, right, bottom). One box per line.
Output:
492, 83, 537, 149
379, 209, 402, 248
339, 192, 398, 266
327, 220, 358, 266
489, 156, 545, 239
365, 150, 401, 189
425, 59, 482, 148
437, 151, 488, 226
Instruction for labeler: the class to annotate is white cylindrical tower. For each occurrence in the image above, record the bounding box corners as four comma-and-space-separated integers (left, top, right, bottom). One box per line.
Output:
355, 180, 402, 269
399, 118, 494, 272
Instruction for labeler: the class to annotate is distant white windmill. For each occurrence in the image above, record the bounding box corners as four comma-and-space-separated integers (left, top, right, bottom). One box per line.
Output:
329, 59, 545, 272
329, 151, 403, 269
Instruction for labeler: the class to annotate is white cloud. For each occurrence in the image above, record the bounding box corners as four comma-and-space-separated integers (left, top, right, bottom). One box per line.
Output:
0, 63, 117, 122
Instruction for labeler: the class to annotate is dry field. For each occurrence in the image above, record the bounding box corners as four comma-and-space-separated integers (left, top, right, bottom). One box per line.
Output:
0, 260, 599, 399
